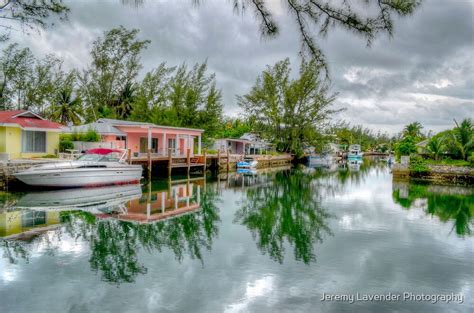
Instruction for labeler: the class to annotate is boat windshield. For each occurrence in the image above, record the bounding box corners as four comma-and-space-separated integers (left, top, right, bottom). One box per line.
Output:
77, 153, 121, 162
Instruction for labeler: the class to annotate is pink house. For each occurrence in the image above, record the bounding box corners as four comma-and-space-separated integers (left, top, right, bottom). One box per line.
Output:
69, 118, 204, 157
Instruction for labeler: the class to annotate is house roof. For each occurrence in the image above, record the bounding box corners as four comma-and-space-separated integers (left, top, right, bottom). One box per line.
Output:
97, 118, 204, 132
66, 122, 126, 136
416, 139, 429, 147
0, 110, 64, 131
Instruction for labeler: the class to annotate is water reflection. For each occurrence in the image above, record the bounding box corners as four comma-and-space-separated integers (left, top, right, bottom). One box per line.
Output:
392, 181, 474, 236
0, 178, 220, 284
233, 168, 333, 264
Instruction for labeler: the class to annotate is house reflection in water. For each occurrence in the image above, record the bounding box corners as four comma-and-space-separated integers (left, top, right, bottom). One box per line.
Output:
0, 179, 205, 238
0, 210, 62, 238
98, 180, 203, 224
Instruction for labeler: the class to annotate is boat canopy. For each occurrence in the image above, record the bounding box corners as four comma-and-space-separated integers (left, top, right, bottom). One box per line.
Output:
86, 148, 123, 155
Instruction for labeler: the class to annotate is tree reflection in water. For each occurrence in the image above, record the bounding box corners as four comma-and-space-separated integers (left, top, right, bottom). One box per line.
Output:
392, 182, 474, 236
234, 169, 332, 264
0, 180, 220, 285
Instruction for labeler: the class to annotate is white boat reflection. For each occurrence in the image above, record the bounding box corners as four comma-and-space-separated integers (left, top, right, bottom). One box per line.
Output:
1, 179, 205, 238
16, 184, 142, 213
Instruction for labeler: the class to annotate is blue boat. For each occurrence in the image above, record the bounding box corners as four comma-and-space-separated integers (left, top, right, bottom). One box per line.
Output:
237, 158, 258, 168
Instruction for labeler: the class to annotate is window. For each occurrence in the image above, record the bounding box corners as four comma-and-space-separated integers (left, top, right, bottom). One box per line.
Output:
22, 131, 46, 153
22, 211, 46, 227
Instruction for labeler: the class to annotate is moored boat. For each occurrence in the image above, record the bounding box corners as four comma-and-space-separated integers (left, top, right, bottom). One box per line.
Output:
347, 144, 363, 159
14, 148, 143, 188
237, 158, 258, 169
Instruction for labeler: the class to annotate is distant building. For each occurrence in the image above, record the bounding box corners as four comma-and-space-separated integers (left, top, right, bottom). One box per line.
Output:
67, 118, 204, 156
416, 139, 429, 155
0, 110, 64, 160
212, 132, 273, 155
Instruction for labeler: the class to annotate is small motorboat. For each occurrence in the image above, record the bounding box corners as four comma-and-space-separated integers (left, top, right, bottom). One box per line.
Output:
14, 148, 143, 188
237, 158, 258, 169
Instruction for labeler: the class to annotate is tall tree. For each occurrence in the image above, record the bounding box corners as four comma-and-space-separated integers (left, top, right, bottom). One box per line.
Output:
0, 44, 33, 109
403, 122, 424, 139
79, 26, 150, 120
24, 54, 63, 114
238, 58, 337, 155
50, 88, 82, 125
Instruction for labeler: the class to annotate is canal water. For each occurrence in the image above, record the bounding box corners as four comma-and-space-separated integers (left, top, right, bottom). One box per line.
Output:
0, 160, 472, 312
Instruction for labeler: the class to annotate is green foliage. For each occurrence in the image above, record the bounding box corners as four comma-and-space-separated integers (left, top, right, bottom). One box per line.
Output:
425, 158, 471, 168
395, 135, 417, 158
81, 129, 101, 142
403, 122, 424, 141
216, 118, 251, 139
59, 137, 74, 153
331, 122, 391, 152
451, 118, 474, 160
392, 182, 473, 236
79, 26, 151, 120
409, 155, 429, 173
61, 129, 100, 144
49, 82, 83, 125
238, 58, 337, 155
426, 135, 445, 160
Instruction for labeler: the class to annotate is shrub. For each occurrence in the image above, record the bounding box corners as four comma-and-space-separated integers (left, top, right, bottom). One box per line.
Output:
395, 136, 417, 158
81, 129, 100, 142
468, 153, 474, 167
59, 138, 74, 152
409, 155, 430, 173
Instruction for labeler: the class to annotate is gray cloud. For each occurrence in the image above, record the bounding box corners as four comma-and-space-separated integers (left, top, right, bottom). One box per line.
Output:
4, 0, 473, 134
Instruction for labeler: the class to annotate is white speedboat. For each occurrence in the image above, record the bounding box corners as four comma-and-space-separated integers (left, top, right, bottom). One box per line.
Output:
14, 148, 143, 188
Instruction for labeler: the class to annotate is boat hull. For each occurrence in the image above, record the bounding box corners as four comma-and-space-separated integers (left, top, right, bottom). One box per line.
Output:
14, 166, 143, 188
237, 161, 258, 168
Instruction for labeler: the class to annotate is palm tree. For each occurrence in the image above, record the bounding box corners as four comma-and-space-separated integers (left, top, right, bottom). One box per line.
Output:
113, 82, 136, 119
403, 122, 423, 139
452, 118, 474, 160
50, 89, 83, 125
426, 136, 445, 160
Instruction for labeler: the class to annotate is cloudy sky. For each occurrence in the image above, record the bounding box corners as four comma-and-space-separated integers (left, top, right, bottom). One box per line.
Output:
8, 0, 474, 134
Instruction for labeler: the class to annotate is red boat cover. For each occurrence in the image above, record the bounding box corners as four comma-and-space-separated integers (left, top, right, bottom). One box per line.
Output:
86, 148, 123, 155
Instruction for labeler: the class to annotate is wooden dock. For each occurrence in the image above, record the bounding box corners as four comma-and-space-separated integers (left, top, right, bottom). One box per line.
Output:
129, 148, 293, 179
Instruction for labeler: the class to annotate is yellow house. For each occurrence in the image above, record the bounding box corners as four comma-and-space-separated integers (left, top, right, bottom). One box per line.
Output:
0, 110, 64, 159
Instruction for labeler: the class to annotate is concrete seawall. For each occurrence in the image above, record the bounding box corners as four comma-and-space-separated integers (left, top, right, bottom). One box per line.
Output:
0, 159, 61, 190
392, 157, 473, 186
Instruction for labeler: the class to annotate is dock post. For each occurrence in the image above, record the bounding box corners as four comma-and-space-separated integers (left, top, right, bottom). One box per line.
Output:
203, 148, 207, 173
127, 149, 132, 164
226, 150, 230, 172
217, 150, 221, 173
186, 148, 191, 176
147, 148, 152, 180
168, 148, 172, 177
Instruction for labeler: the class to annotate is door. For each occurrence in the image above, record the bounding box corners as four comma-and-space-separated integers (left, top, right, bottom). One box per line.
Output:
168, 138, 176, 155
140, 137, 158, 153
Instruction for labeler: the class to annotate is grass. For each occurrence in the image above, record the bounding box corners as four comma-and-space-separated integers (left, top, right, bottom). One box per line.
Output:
425, 158, 472, 167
